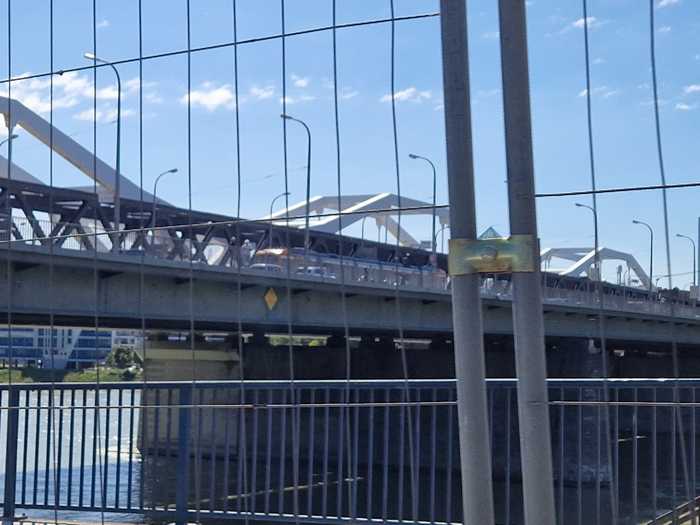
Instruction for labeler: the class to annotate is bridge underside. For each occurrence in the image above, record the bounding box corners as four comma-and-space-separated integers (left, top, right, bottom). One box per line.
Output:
1, 245, 699, 346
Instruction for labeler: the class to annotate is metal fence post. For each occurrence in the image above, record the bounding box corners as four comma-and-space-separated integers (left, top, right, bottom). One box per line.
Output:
439, 2, 495, 524
176, 384, 193, 525
3, 387, 20, 521
498, 1, 557, 524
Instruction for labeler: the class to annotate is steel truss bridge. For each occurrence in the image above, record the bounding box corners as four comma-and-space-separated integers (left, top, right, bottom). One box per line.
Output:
0, 95, 695, 347
0, 176, 698, 346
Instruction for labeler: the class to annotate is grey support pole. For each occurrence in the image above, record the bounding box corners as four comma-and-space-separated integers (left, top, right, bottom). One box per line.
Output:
498, 2, 556, 525
439, 2, 495, 524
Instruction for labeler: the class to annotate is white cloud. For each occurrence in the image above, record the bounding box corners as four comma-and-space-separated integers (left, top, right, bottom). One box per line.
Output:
95, 85, 119, 100
124, 77, 143, 92
657, 0, 680, 7
482, 31, 499, 39
181, 83, 235, 111
572, 17, 595, 29
319, 80, 358, 100
280, 94, 316, 105
684, 84, 700, 94
675, 102, 697, 111
0, 72, 82, 114
54, 71, 92, 97
593, 57, 606, 65
696, 54, 700, 60
291, 74, 309, 88
578, 86, 620, 98
144, 92, 164, 104
340, 87, 358, 100
658, 25, 671, 33
96, 19, 110, 29
1, 70, 155, 125
123, 77, 162, 103
74, 106, 134, 123
561, 16, 607, 34
380, 87, 432, 103
249, 85, 275, 100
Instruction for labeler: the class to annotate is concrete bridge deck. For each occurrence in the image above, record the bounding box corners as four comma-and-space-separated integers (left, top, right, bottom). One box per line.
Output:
2, 243, 699, 346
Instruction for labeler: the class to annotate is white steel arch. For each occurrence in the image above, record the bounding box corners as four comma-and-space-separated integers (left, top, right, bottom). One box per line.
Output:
541, 246, 651, 289
264, 192, 450, 248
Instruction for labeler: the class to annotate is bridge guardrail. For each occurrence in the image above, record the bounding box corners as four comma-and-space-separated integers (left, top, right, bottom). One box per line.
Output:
8, 218, 700, 322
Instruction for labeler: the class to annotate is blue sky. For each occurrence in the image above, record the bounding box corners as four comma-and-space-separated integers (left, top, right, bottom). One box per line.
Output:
0, 0, 699, 287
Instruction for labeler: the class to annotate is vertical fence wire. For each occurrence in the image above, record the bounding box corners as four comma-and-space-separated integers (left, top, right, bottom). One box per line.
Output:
231, 0, 251, 520
388, 2, 419, 520
330, 1, 358, 520
648, 0, 694, 519
2, 3, 699, 524
580, 3, 619, 521
137, 0, 150, 517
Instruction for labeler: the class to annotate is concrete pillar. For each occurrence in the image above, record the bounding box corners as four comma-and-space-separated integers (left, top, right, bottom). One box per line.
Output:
138, 332, 243, 511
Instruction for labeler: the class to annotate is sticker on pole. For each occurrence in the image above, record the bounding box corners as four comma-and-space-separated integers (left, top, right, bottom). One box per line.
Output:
448, 235, 536, 275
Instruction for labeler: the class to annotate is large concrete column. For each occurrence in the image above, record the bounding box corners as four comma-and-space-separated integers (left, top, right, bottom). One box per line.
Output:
138, 332, 242, 511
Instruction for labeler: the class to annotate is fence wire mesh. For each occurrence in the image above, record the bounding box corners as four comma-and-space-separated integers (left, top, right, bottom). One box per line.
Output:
0, 1, 698, 524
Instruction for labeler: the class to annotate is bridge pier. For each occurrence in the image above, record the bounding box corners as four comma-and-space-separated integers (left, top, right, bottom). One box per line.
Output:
140, 332, 241, 381
138, 332, 242, 511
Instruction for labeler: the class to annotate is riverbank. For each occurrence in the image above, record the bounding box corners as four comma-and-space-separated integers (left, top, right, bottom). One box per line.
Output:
0, 366, 143, 383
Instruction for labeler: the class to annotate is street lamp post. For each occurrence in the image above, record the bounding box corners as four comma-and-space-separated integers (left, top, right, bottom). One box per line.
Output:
280, 114, 311, 260
268, 191, 290, 249
632, 219, 654, 294
0, 133, 18, 149
151, 168, 179, 230
434, 224, 449, 253
408, 153, 438, 255
84, 52, 121, 253
575, 202, 600, 281
360, 216, 368, 248
1, 133, 17, 245
676, 233, 697, 291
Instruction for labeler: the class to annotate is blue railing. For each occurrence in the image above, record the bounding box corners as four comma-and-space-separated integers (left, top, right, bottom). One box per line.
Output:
0, 379, 697, 524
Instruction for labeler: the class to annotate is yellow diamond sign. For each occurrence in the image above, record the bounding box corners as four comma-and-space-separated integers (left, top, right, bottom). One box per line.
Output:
264, 287, 279, 311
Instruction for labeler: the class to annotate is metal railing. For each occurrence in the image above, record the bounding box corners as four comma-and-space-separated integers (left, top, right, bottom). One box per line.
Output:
8, 218, 700, 321
0, 378, 697, 524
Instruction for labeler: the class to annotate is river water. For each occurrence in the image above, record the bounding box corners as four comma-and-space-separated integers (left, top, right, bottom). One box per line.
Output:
0, 387, 690, 524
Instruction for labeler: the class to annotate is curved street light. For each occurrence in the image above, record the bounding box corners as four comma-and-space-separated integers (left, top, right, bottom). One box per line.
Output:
435, 224, 450, 254
575, 202, 600, 281
84, 52, 122, 252
408, 153, 438, 255
676, 233, 697, 289
151, 168, 179, 230
632, 219, 654, 293
0, 133, 19, 149
268, 191, 290, 248
281, 114, 311, 259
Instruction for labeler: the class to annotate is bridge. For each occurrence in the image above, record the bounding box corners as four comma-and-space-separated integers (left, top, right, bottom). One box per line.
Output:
1, 2, 698, 524
2, 95, 684, 348
0, 177, 696, 346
